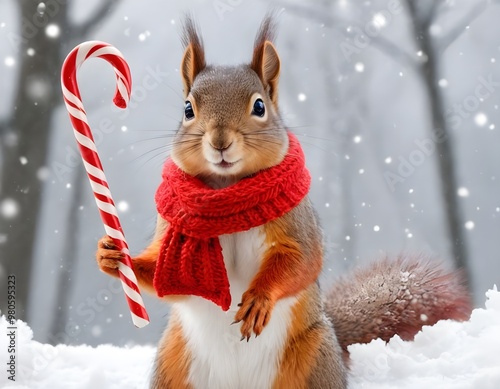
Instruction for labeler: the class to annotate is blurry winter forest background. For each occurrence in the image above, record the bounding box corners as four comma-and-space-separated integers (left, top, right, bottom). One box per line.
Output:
0, 0, 499, 347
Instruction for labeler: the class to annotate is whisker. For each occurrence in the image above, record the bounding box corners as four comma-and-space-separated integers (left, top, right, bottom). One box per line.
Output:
293, 133, 339, 143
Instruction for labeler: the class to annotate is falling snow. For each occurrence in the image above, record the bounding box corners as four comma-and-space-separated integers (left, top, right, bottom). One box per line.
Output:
457, 187, 469, 197
475, 112, 488, 127
27, 78, 51, 100
45, 24, 60, 38
37, 167, 50, 181
354, 62, 365, 72
297, 93, 307, 102
138, 31, 151, 41
4, 56, 15, 67
465, 221, 475, 230
0, 198, 19, 219
438, 78, 448, 87
372, 12, 387, 28
37, 2, 46, 13
117, 201, 129, 212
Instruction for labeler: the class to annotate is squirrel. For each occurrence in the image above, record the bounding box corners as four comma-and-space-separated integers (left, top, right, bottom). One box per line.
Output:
95, 14, 472, 389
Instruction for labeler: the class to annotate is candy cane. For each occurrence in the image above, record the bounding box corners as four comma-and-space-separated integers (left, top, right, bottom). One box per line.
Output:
61, 41, 149, 328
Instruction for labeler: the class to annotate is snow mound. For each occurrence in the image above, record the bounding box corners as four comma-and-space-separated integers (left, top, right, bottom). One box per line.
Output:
0, 317, 156, 389
349, 287, 500, 389
1, 288, 499, 389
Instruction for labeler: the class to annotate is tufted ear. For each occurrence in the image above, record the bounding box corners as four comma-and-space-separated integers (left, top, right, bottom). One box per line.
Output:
251, 14, 280, 106
181, 16, 206, 98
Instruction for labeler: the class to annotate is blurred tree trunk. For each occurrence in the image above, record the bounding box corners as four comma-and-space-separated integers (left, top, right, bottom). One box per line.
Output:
405, 1, 475, 288
0, 0, 120, 321
0, 0, 70, 320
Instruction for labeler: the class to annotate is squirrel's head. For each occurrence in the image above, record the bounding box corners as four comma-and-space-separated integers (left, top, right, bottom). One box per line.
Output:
170, 14, 288, 188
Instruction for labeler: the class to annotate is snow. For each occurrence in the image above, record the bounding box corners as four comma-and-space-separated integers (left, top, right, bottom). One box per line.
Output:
117, 201, 129, 212
457, 187, 470, 197
465, 221, 475, 230
474, 112, 488, 127
45, 24, 60, 38
372, 13, 387, 29
2, 288, 499, 388
297, 93, 307, 102
0, 316, 156, 389
349, 288, 500, 389
438, 78, 449, 87
0, 198, 19, 219
4, 56, 15, 67
354, 62, 365, 72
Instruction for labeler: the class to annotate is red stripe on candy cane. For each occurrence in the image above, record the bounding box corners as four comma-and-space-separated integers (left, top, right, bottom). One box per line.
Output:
61, 41, 149, 328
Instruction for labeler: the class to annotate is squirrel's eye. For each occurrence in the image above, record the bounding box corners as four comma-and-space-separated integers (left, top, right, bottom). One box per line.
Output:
184, 101, 195, 120
251, 98, 265, 117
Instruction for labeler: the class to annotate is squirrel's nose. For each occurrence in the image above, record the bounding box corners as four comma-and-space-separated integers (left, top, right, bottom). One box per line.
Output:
210, 141, 233, 152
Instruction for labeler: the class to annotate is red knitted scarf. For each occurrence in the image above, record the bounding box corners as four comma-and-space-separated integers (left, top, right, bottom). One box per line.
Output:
153, 132, 311, 310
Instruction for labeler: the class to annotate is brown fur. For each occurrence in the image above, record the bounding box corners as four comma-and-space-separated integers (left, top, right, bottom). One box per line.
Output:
273, 285, 346, 389
150, 311, 193, 389
180, 15, 205, 96
250, 12, 280, 107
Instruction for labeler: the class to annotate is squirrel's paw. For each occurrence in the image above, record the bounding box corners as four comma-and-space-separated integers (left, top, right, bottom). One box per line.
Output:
234, 289, 274, 341
96, 236, 123, 277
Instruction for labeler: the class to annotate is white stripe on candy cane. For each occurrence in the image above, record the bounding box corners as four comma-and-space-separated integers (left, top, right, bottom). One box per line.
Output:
89, 180, 112, 198
73, 129, 97, 152
83, 160, 107, 181
95, 198, 119, 217
65, 104, 89, 124
103, 224, 126, 243
61, 84, 85, 110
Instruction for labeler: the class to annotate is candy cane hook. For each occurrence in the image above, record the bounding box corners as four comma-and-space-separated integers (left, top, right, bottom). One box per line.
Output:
61, 41, 149, 328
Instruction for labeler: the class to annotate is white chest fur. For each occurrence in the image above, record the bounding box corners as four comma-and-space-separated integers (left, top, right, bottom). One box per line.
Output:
174, 227, 295, 389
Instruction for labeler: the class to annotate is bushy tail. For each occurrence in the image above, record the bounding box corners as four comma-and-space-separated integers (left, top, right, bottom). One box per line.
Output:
324, 254, 472, 359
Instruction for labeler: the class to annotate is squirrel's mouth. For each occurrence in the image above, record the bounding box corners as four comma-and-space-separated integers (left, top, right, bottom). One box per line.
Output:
214, 159, 238, 169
